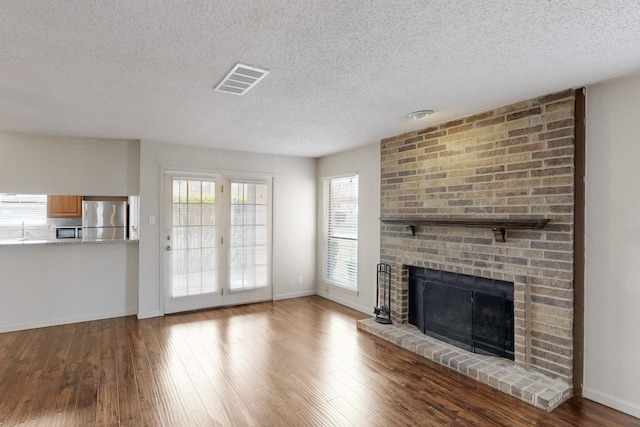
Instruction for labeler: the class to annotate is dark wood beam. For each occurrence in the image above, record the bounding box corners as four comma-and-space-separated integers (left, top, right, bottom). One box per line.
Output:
573, 87, 586, 397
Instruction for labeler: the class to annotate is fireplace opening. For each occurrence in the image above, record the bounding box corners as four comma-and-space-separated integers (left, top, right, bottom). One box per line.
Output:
408, 267, 514, 360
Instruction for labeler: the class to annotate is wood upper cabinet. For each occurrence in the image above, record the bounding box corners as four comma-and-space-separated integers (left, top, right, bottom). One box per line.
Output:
47, 195, 83, 218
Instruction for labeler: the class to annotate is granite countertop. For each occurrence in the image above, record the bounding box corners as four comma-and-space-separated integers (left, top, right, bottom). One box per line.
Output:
0, 238, 139, 247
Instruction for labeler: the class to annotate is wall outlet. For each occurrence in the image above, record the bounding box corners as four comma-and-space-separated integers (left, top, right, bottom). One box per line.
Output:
324, 286, 329, 294
297, 275, 303, 285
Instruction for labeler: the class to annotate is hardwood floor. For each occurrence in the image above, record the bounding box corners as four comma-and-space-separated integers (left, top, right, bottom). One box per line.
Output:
0, 296, 638, 426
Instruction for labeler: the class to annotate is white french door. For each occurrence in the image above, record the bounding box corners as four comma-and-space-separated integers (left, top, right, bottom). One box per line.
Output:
223, 179, 272, 306
163, 171, 273, 314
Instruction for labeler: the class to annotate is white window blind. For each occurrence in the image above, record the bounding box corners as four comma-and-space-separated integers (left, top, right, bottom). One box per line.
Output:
0, 194, 47, 226
323, 174, 358, 289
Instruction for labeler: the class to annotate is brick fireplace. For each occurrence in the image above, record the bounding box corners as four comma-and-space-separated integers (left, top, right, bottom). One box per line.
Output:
358, 89, 576, 411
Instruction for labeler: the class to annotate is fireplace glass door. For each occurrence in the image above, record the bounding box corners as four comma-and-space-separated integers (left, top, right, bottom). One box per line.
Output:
424, 281, 473, 352
473, 293, 514, 359
408, 266, 514, 360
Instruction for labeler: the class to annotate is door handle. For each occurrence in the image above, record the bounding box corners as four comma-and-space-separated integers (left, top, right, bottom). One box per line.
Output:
165, 245, 171, 251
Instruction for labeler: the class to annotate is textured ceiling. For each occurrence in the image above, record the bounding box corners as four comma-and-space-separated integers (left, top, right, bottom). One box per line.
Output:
1, 1, 640, 158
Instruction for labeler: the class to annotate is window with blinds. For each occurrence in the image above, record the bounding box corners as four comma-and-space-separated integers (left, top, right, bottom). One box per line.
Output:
0, 194, 47, 226
322, 174, 358, 289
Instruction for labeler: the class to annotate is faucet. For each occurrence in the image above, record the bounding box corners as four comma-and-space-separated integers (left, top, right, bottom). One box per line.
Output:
20, 221, 30, 240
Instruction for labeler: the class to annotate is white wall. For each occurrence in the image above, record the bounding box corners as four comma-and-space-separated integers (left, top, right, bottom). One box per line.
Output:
0, 131, 140, 195
0, 131, 141, 332
585, 72, 640, 418
316, 143, 380, 314
0, 242, 139, 332
138, 141, 316, 318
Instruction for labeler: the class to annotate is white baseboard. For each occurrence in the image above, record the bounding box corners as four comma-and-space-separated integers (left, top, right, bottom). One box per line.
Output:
315, 291, 371, 316
583, 387, 640, 418
137, 310, 163, 319
274, 290, 317, 300
0, 308, 137, 333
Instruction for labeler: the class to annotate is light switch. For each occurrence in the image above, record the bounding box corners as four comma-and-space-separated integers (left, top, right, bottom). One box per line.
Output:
149, 215, 156, 225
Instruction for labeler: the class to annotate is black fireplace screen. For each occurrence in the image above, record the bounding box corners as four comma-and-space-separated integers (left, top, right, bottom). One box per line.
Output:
408, 267, 514, 360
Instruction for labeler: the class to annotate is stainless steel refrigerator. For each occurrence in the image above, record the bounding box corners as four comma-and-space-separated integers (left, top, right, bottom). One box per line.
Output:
82, 200, 128, 240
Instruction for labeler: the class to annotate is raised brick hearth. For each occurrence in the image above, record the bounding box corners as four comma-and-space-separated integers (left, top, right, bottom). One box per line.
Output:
361, 89, 577, 411
357, 318, 571, 411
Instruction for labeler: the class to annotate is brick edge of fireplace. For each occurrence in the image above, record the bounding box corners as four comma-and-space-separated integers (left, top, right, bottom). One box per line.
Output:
357, 318, 572, 412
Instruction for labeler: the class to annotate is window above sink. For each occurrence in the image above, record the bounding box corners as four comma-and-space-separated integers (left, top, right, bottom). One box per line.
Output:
0, 193, 47, 226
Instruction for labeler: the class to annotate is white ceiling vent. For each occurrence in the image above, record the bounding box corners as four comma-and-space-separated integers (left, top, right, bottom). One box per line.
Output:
214, 63, 270, 96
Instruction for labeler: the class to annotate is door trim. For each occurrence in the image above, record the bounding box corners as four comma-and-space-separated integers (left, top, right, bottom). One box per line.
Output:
160, 167, 276, 314
163, 171, 224, 314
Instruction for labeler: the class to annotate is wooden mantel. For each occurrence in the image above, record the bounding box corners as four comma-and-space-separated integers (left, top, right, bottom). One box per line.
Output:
379, 217, 550, 242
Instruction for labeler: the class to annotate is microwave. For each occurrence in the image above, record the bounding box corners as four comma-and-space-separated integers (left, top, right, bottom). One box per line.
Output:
56, 226, 82, 239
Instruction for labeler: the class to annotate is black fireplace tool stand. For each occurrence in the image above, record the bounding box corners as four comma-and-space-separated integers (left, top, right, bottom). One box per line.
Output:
374, 263, 392, 324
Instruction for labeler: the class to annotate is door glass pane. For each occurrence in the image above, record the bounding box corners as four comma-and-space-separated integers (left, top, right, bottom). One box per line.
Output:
187, 204, 201, 225
172, 178, 218, 297
188, 181, 201, 203
174, 226, 187, 250
202, 204, 215, 225
229, 182, 269, 291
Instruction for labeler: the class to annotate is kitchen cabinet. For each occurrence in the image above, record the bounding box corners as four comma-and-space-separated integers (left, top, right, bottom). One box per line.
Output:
47, 195, 83, 218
